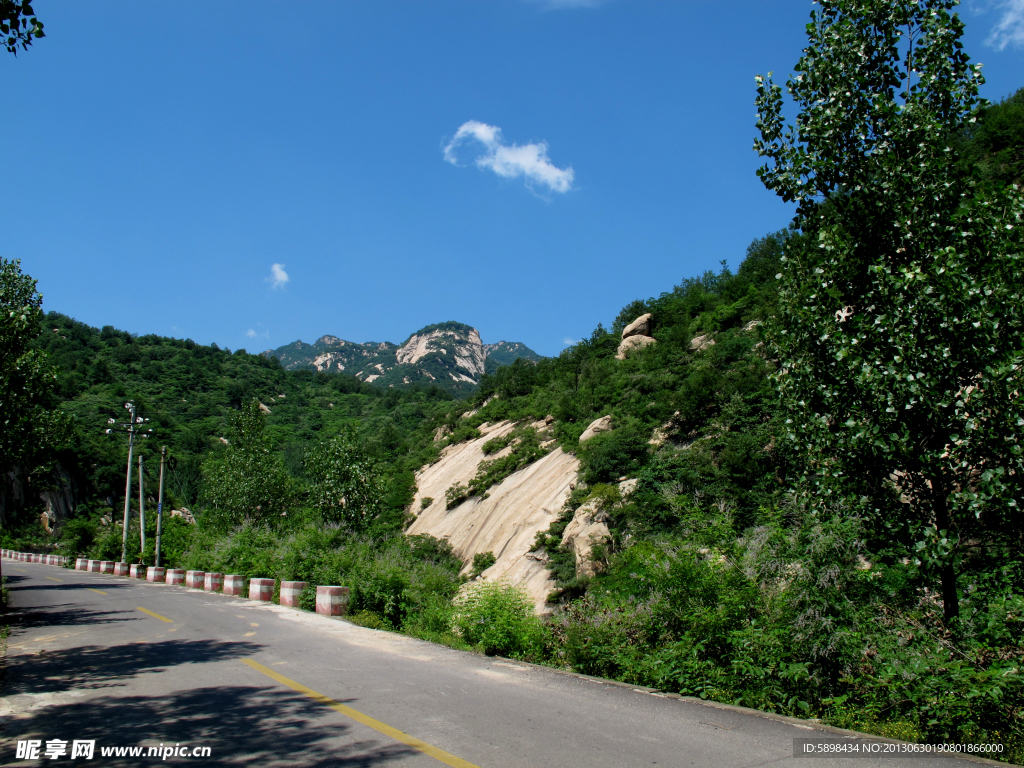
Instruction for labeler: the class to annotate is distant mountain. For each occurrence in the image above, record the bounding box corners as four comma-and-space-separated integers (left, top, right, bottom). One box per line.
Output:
265, 321, 542, 394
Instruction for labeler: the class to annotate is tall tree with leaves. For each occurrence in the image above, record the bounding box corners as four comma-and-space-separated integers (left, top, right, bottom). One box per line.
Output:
202, 399, 296, 526
0, 259, 65, 490
305, 425, 387, 530
1, 1, 42, 54
755, 0, 1024, 622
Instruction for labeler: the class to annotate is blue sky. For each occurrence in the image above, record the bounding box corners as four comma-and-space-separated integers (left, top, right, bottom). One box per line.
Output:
3, 1, 1023, 357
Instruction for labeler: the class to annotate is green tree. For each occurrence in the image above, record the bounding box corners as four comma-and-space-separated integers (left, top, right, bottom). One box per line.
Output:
0, 259, 65, 481
754, 0, 1024, 622
305, 425, 387, 530
1, 1, 43, 54
201, 399, 296, 526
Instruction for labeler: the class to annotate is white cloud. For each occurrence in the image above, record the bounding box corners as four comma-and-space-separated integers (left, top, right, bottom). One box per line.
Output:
246, 329, 258, 339
563, 337, 576, 345
246, 326, 270, 340
987, 0, 1024, 49
443, 120, 575, 194
267, 263, 289, 289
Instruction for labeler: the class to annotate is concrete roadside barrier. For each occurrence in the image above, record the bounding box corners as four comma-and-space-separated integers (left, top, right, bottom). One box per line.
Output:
203, 572, 224, 592
223, 575, 245, 595
113, 562, 130, 576
165, 569, 185, 585
100, 561, 114, 574
129, 564, 146, 579
185, 570, 205, 589
248, 578, 275, 601
88, 560, 101, 573
147, 566, 167, 583
280, 581, 308, 608
315, 586, 350, 617
75, 558, 87, 570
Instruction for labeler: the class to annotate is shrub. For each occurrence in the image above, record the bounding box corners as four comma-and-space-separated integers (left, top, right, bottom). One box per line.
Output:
469, 551, 496, 579
451, 581, 547, 659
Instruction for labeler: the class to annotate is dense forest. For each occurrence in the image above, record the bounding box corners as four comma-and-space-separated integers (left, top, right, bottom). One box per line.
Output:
2, 16, 1023, 762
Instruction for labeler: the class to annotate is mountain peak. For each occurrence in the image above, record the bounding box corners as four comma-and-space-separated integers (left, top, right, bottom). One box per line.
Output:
265, 322, 540, 394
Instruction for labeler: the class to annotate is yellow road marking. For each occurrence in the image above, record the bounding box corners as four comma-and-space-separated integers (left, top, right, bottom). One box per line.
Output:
136, 607, 173, 623
14, 568, 26, 573
46, 577, 62, 582
242, 659, 480, 768
244, 631, 256, 636
86, 588, 107, 595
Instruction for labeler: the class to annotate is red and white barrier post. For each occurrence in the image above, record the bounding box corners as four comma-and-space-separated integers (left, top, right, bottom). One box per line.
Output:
248, 578, 275, 601
113, 562, 130, 576
129, 564, 146, 579
185, 570, 205, 589
203, 572, 224, 592
280, 581, 308, 608
222, 575, 245, 595
315, 586, 350, 617
165, 569, 185, 585
146, 566, 167, 583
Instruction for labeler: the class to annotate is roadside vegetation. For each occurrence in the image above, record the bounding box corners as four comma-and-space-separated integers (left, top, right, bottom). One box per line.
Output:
1, 0, 1022, 759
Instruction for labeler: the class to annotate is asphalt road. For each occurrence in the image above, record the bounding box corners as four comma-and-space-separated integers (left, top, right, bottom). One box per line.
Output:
0, 560, 1009, 768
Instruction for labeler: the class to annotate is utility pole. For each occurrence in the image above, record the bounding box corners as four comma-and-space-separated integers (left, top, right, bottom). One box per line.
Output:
138, 454, 146, 557
105, 402, 152, 564
155, 447, 167, 567
120, 405, 135, 564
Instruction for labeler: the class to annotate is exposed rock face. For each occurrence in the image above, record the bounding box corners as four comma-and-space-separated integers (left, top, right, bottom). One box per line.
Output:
742, 320, 763, 332
615, 334, 657, 360
690, 334, 716, 352
622, 313, 654, 339
560, 478, 636, 578
407, 420, 580, 613
265, 323, 541, 395
560, 499, 610, 579
397, 327, 486, 377
616, 313, 657, 360
579, 415, 613, 443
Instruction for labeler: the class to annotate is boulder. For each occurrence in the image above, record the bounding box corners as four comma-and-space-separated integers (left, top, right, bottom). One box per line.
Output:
579, 415, 613, 443
560, 499, 610, 579
621, 313, 654, 339
742, 320, 763, 333
690, 334, 716, 352
615, 335, 657, 360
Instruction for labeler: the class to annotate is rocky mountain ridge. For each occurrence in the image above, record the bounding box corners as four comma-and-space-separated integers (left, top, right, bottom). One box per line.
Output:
265, 321, 541, 394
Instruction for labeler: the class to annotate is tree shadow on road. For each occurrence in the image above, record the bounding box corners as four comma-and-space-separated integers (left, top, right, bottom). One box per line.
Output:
0, 684, 418, 767
3, 639, 262, 694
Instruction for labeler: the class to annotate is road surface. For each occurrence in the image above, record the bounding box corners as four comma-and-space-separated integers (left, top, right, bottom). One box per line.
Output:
0, 560, 1009, 767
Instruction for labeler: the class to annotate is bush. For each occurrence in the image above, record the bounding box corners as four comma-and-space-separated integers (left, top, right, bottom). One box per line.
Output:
451, 581, 547, 659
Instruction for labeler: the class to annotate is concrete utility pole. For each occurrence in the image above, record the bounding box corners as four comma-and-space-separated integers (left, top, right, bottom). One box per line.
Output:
138, 454, 145, 556
105, 402, 152, 564
120, 405, 135, 564
155, 447, 167, 567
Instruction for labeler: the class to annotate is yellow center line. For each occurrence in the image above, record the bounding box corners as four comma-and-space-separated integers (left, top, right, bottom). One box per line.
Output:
86, 588, 107, 595
136, 607, 173, 623
13, 568, 26, 573
242, 659, 480, 768
45, 577, 62, 582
